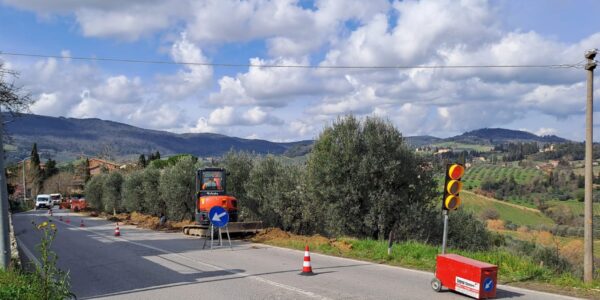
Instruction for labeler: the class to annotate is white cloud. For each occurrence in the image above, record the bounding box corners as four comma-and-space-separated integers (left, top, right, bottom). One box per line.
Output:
158, 32, 213, 98
535, 128, 558, 136
207, 106, 282, 127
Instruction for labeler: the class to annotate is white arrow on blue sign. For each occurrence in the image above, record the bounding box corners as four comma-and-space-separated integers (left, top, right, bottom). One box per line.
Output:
483, 277, 494, 292
209, 206, 229, 228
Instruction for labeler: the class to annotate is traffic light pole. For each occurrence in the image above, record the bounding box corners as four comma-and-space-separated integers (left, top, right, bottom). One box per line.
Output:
441, 210, 449, 254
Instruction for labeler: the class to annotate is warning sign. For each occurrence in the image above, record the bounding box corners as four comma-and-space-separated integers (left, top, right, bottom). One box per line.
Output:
455, 276, 480, 298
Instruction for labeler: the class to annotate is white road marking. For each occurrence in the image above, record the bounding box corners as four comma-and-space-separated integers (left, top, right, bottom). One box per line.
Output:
55, 216, 331, 300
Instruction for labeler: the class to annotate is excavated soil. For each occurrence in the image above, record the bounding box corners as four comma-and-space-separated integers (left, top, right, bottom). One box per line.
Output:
251, 228, 353, 253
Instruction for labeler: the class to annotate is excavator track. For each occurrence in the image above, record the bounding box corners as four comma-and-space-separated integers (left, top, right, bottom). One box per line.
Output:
182, 221, 263, 237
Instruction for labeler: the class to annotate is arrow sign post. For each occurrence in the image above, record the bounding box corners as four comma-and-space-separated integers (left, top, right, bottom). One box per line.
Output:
207, 206, 232, 250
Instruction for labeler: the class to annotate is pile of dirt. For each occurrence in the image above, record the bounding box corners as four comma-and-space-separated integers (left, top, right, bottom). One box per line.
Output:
129, 212, 161, 229
252, 228, 353, 253
252, 228, 291, 242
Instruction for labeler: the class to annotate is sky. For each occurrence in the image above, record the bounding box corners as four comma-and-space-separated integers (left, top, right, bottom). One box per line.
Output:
0, 0, 599, 142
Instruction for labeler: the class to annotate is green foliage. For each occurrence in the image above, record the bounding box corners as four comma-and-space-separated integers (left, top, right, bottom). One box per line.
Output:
102, 172, 124, 215
141, 168, 163, 216
137, 154, 147, 168
0, 268, 44, 300
84, 174, 105, 210
29, 143, 43, 195
122, 171, 144, 213
305, 116, 439, 240
30, 220, 73, 299
43, 158, 58, 180
159, 156, 199, 221
222, 150, 255, 220
245, 156, 303, 231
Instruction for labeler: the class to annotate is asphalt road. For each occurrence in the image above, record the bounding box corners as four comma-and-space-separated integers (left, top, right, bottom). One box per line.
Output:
12, 209, 581, 300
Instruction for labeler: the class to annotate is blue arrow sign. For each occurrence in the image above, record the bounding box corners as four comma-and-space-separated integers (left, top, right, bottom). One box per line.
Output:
209, 206, 229, 228
483, 277, 494, 292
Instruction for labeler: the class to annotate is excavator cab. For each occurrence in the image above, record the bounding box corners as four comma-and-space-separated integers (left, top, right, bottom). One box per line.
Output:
197, 169, 226, 195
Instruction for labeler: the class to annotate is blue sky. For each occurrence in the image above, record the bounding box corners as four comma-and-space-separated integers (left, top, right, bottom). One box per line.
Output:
0, 0, 598, 142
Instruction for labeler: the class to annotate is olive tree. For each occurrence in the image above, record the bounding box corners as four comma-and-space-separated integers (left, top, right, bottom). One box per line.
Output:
222, 150, 255, 220
245, 156, 303, 231
102, 172, 123, 215
159, 156, 198, 221
84, 174, 105, 211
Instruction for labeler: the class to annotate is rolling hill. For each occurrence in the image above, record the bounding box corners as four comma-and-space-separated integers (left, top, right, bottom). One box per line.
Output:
4, 114, 571, 163
3, 113, 312, 162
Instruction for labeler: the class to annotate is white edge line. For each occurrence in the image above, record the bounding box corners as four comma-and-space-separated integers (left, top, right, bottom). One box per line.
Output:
44, 212, 582, 300
253, 243, 584, 299
56, 217, 331, 300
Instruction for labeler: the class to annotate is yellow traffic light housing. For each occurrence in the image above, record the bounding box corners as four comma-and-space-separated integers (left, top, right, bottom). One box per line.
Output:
443, 163, 464, 210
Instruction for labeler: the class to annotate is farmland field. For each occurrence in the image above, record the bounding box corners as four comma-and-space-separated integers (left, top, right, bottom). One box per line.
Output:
462, 164, 544, 190
461, 191, 554, 226
547, 199, 600, 216
431, 142, 494, 152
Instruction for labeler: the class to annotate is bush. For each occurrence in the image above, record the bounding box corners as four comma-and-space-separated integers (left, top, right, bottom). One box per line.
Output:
122, 171, 144, 213
222, 151, 255, 220
245, 156, 303, 231
480, 207, 500, 220
305, 115, 438, 239
141, 167, 163, 216
84, 174, 106, 211
159, 156, 199, 221
102, 172, 124, 215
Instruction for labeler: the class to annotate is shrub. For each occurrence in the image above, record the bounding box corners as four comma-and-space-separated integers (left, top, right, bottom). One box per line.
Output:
141, 167, 163, 216
122, 171, 144, 213
102, 172, 124, 215
486, 219, 505, 230
84, 174, 106, 211
480, 207, 500, 220
159, 156, 199, 221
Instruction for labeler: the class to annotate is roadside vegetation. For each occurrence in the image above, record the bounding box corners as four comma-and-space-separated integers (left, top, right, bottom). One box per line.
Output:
0, 220, 72, 300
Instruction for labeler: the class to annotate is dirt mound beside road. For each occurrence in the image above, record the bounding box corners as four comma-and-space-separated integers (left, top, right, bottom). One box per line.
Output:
252, 228, 352, 253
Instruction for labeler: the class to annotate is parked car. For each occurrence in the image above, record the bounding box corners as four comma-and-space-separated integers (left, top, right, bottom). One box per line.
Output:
50, 193, 62, 206
35, 194, 51, 210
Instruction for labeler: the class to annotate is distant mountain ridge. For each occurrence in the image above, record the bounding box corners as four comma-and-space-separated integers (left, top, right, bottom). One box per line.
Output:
4, 113, 312, 162
4, 114, 571, 163
405, 128, 570, 148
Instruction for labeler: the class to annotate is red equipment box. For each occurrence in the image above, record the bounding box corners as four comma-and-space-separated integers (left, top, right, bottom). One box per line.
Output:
432, 254, 498, 299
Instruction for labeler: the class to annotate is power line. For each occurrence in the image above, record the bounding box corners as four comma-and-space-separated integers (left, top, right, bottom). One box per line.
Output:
0, 51, 584, 70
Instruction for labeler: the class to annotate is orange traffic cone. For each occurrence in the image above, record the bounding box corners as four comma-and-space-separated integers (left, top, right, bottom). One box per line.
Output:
66, 218, 70, 224
80, 219, 85, 227
114, 223, 121, 236
300, 245, 314, 275
48, 209, 53, 216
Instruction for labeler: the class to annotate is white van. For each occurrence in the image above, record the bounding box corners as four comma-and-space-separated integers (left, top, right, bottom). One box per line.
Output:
35, 194, 51, 209
50, 193, 62, 206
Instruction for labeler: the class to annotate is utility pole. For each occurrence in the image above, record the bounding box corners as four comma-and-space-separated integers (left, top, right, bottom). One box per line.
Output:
0, 113, 11, 270
584, 48, 597, 283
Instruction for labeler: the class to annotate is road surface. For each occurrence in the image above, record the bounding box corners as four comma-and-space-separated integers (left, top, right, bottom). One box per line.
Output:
12, 209, 581, 300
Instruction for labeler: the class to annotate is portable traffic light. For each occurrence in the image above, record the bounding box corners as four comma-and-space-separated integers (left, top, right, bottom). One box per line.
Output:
443, 163, 465, 210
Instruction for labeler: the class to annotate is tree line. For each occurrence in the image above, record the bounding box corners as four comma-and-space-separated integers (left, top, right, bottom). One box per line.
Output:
85, 116, 492, 250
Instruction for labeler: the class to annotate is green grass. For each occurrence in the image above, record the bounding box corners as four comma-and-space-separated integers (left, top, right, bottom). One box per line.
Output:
461, 191, 554, 226
0, 269, 44, 300
257, 236, 600, 294
547, 199, 600, 216
462, 165, 544, 190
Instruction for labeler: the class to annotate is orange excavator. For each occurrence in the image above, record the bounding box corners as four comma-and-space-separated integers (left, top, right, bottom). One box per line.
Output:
182, 167, 262, 236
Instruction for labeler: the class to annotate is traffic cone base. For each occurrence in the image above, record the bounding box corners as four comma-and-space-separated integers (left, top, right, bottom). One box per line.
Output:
114, 223, 121, 236
299, 245, 315, 276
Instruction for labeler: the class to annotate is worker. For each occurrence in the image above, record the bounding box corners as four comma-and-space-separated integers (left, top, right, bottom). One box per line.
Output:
214, 176, 222, 189
202, 177, 218, 190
